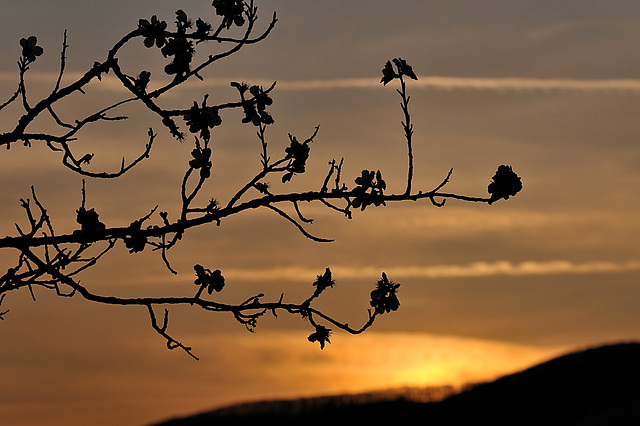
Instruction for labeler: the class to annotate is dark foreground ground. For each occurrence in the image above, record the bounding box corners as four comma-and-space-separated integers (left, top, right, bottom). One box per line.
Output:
153, 341, 640, 426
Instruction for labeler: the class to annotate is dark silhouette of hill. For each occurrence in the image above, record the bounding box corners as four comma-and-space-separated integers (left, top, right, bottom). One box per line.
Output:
152, 341, 640, 426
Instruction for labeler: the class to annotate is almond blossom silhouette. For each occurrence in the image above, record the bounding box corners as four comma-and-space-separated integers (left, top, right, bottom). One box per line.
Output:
0, 1, 521, 358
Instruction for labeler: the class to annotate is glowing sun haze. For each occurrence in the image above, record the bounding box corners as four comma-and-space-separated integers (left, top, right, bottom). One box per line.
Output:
1, 1, 639, 425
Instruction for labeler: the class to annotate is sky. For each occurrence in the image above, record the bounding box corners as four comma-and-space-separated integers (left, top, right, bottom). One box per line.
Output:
1, 0, 640, 424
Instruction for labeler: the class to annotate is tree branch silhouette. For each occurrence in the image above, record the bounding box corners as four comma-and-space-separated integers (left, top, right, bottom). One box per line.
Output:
0, 0, 522, 358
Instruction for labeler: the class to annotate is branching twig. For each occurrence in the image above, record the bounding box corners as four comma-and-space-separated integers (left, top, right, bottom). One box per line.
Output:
0, 5, 523, 360
266, 205, 332, 243
147, 305, 199, 360
398, 75, 415, 196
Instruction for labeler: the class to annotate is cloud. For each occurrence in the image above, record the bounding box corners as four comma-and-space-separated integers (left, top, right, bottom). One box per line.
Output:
267, 76, 640, 93
186, 76, 640, 93
409, 76, 640, 93
6, 72, 640, 94
224, 260, 640, 281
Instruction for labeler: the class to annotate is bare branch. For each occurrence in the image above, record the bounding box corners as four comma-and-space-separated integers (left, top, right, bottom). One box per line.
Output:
266, 205, 333, 243
0, 6, 522, 359
147, 305, 199, 360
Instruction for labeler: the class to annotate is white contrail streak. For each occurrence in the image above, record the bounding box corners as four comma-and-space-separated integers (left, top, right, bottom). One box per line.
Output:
4, 72, 640, 93
265, 76, 640, 92
222, 260, 640, 281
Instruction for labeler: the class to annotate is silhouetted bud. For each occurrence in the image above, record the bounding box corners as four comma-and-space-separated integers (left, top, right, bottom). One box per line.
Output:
76, 207, 106, 234
238, 85, 274, 126
161, 36, 195, 77
123, 219, 147, 253
162, 117, 184, 140
138, 15, 168, 48
20, 36, 43, 62
313, 268, 335, 291
351, 170, 386, 211
307, 325, 332, 350
370, 272, 400, 315
175, 9, 190, 27
254, 182, 270, 194
355, 170, 375, 189
134, 71, 151, 92
206, 199, 219, 212
194, 264, 225, 294
381, 58, 418, 85
189, 146, 212, 178
392, 58, 418, 81
124, 234, 147, 253
195, 18, 212, 37
230, 81, 249, 94
488, 165, 523, 204
212, 0, 246, 29
249, 85, 273, 111
184, 101, 222, 139
283, 135, 310, 182
207, 270, 225, 294
380, 60, 398, 85
78, 153, 94, 165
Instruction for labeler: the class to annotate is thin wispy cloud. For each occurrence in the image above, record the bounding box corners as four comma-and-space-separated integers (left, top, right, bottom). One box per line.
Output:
5, 72, 640, 94
224, 260, 640, 281
259, 77, 640, 93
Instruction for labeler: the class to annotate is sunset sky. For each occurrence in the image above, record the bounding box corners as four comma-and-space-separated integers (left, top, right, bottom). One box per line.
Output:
1, 1, 640, 425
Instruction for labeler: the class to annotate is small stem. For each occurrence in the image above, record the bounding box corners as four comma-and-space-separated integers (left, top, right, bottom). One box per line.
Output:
398, 75, 414, 196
